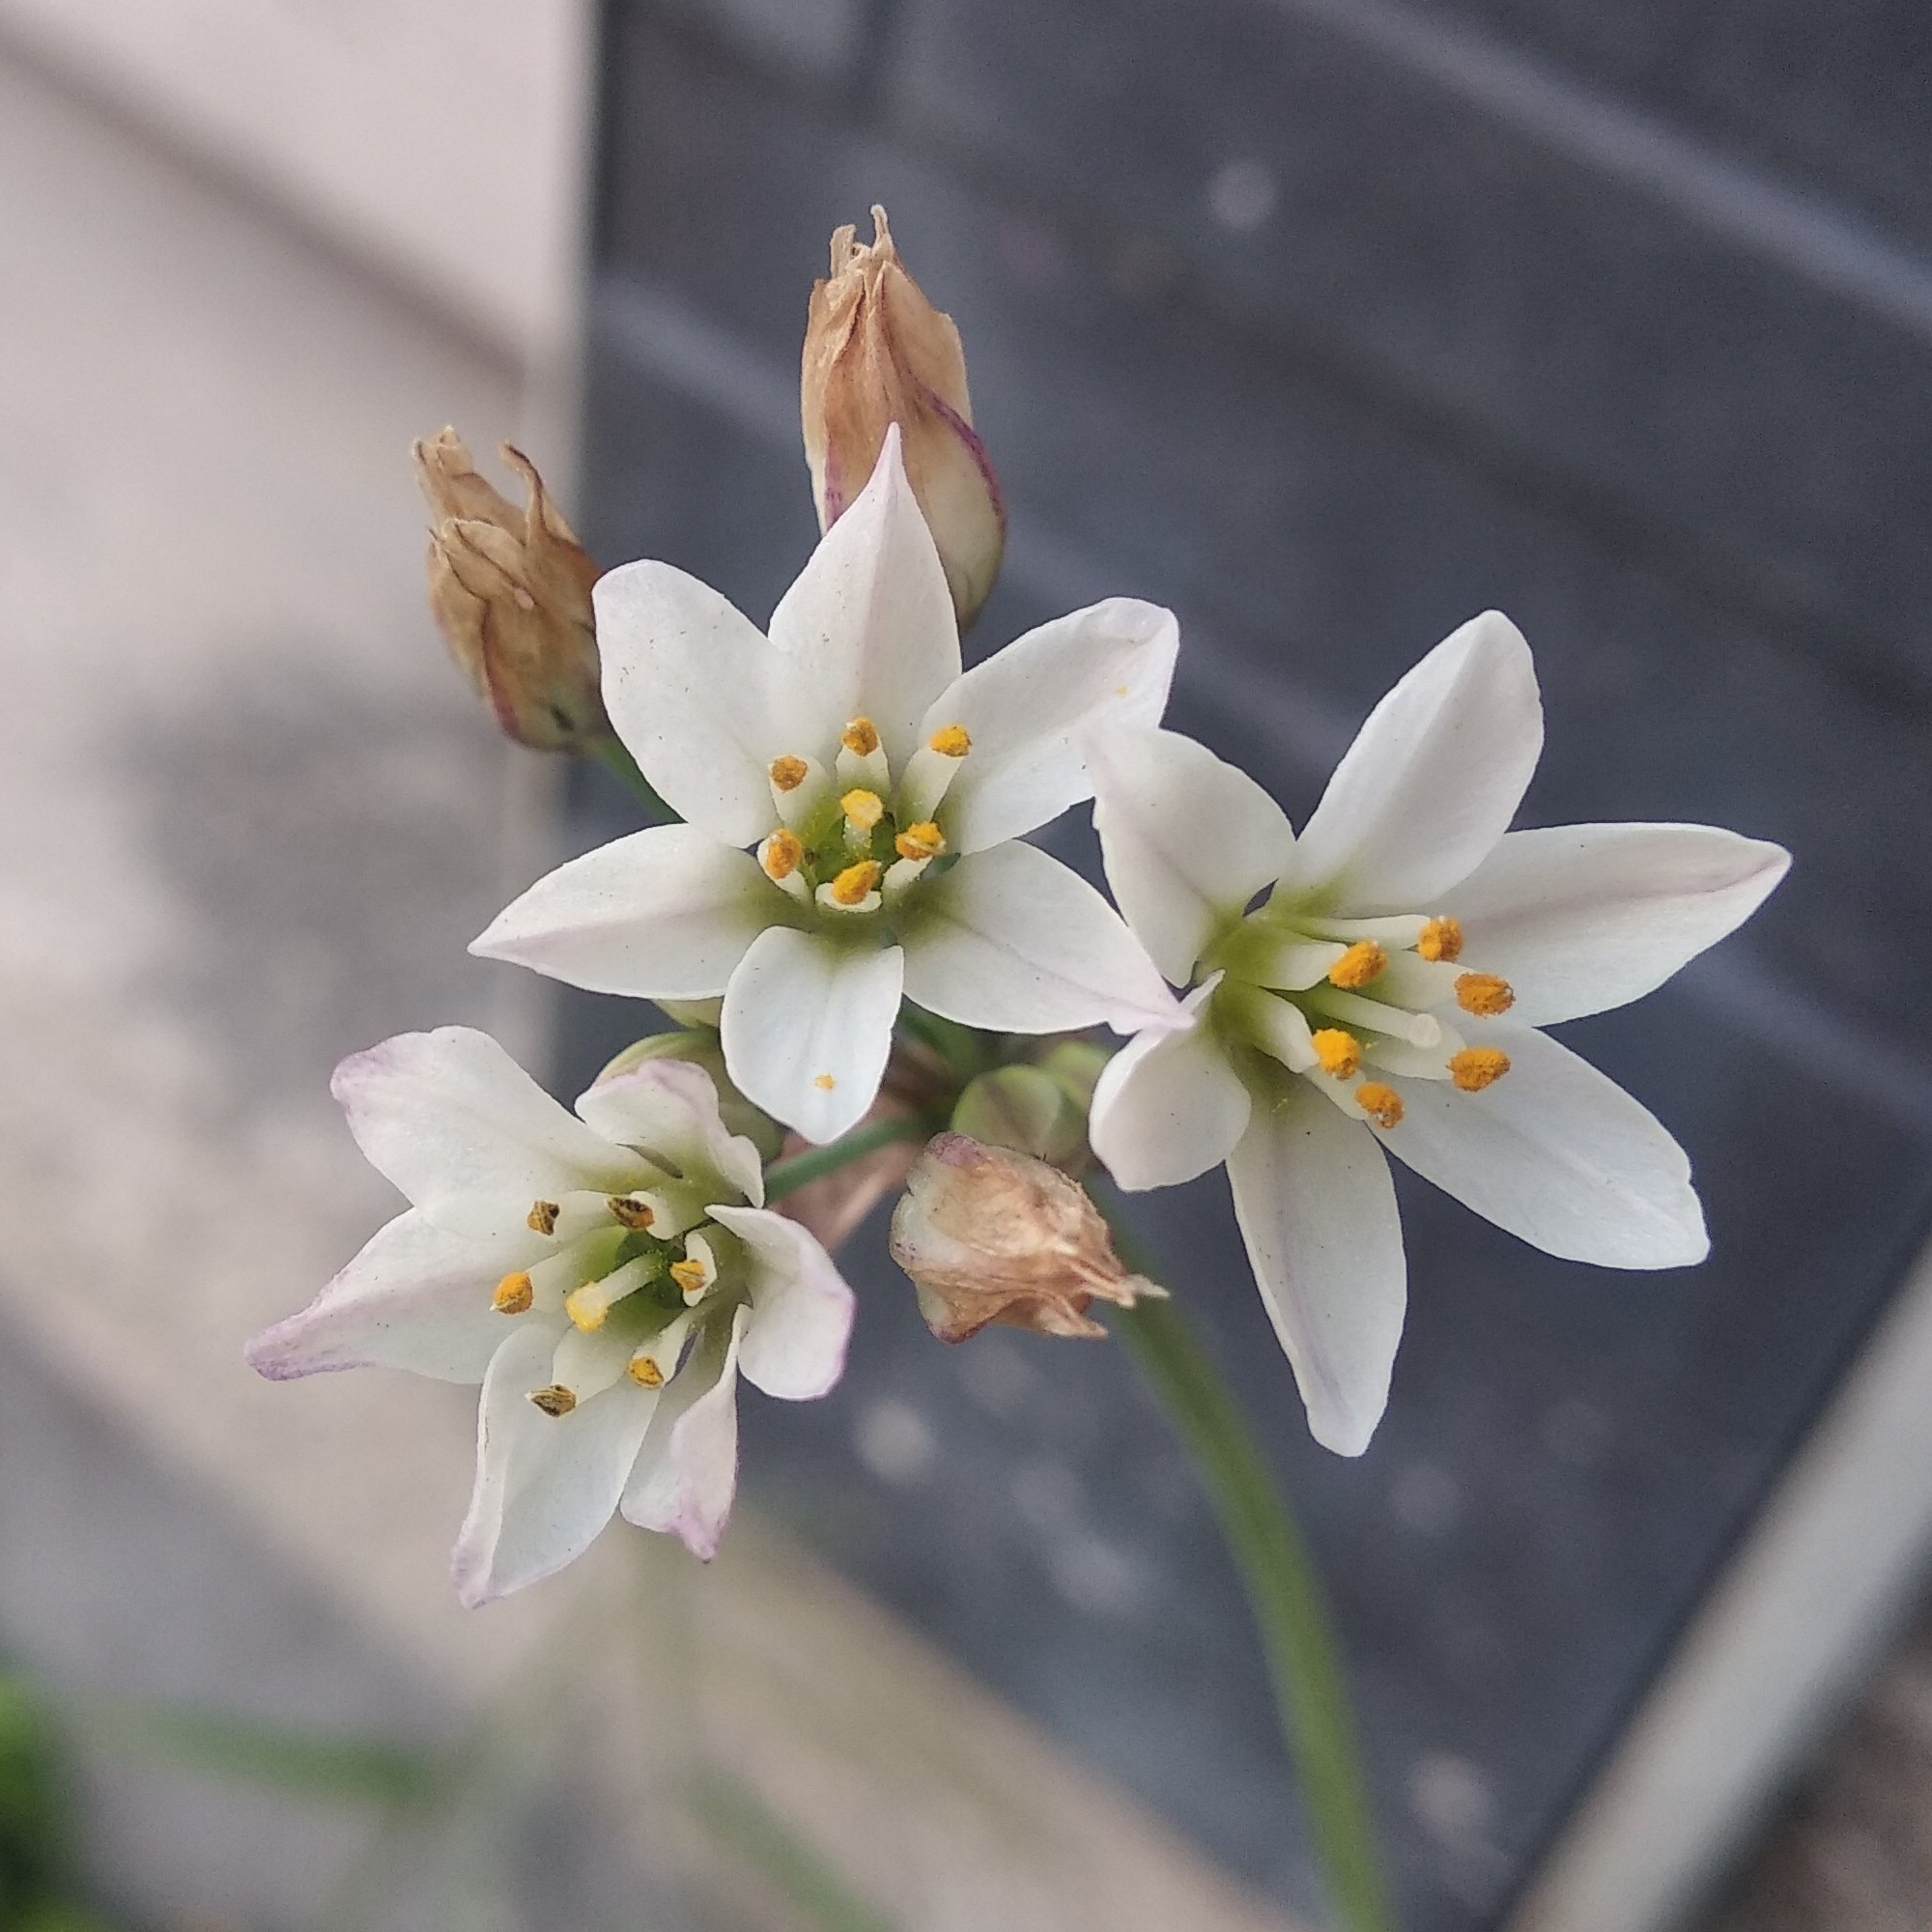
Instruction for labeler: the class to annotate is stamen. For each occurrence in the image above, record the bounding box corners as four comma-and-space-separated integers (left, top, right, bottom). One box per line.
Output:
1355, 1083, 1405, 1129
564, 1284, 609, 1332
1455, 972, 1516, 1016
927, 723, 971, 757
526, 1200, 559, 1236
769, 754, 810, 792
1327, 941, 1388, 989
895, 821, 945, 861
1418, 917, 1464, 963
493, 1271, 534, 1315
760, 828, 805, 881
668, 1260, 706, 1298
828, 860, 882, 906
607, 1195, 656, 1231
1449, 1046, 1511, 1092
1310, 1029, 1363, 1078
813, 1073, 837, 1091
628, 1313, 696, 1388
841, 717, 881, 757
628, 1353, 665, 1389
527, 1384, 577, 1417
840, 788, 885, 831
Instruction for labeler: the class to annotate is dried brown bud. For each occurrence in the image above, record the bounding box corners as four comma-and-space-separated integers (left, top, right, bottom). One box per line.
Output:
889, 1133, 1163, 1344
803, 207, 1006, 629
413, 428, 607, 751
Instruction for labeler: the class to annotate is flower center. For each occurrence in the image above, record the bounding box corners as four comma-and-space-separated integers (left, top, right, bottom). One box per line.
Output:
493, 1186, 742, 1413
1206, 900, 1519, 1126
756, 717, 971, 923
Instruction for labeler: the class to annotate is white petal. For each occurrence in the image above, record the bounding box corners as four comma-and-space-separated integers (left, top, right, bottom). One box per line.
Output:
1089, 983, 1252, 1189
1294, 611, 1543, 913
1381, 1026, 1708, 1267
1089, 727, 1295, 984
621, 1307, 747, 1561
575, 1059, 765, 1207
245, 1209, 532, 1383
1445, 823, 1792, 1026
331, 1028, 634, 1239
919, 599, 1180, 853
706, 1206, 856, 1399
898, 843, 1179, 1035
472, 826, 779, 1000
595, 561, 787, 844
451, 1325, 658, 1606
767, 428, 960, 766
1226, 1076, 1406, 1457
721, 927, 904, 1143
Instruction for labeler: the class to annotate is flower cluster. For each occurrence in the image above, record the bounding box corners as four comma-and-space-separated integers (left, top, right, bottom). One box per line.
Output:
249, 208, 1788, 1604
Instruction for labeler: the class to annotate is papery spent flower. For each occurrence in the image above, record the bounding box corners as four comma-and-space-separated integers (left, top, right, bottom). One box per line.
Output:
413, 428, 607, 751
803, 206, 1006, 629
889, 1132, 1163, 1342
246, 1029, 853, 1599
1087, 613, 1790, 1456
473, 428, 1179, 1146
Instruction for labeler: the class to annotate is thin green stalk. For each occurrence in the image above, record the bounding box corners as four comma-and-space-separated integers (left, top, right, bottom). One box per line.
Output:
590, 734, 672, 820
764, 1114, 930, 1200
1099, 1197, 1395, 1932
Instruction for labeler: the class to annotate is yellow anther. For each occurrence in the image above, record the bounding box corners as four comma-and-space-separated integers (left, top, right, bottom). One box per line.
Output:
1310, 1029, 1363, 1078
895, 820, 946, 861
1355, 1082, 1405, 1129
1418, 917, 1464, 963
1449, 1046, 1512, 1092
528, 1384, 577, 1417
813, 1072, 837, 1091
607, 1195, 656, 1231
564, 1284, 608, 1332
841, 716, 881, 756
840, 787, 885, 831
1455, 972, 1516, 1016
1327, 940, 1388, 989
628, 1352, 665, 1389
769, 754, 810, 792
760, 828, 805, 880
668, 1259, 707, 1298
493, 1271, 534, 1315
526, 1200, 559, 1236
928, 723, 971, 757
829, 859, 881, 905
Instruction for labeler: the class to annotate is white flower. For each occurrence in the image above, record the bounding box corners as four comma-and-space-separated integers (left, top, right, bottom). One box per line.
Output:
471, 428, 1179, 1145
1086, 612, 1789, 1457
245, 1028, 853, 1601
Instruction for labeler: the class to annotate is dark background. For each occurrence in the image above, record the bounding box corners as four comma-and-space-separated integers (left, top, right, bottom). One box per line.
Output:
562, 3, 1932, 1925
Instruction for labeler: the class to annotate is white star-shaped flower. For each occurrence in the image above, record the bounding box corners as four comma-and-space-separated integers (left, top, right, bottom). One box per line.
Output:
1086, 612, 1789, 1457
246, 1029, 853, 1601
471, 429, 1179, 1145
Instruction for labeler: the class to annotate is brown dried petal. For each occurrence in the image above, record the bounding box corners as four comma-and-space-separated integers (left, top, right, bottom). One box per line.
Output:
412, 429, 607, 752
802, 207, 1006, 629
888, 1133, 1163, 1344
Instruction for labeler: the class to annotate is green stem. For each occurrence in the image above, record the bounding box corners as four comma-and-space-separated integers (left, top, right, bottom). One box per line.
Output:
1099, 1197, 1396, 1932
590, 735, 672, 821
764, 1114, 930, 1201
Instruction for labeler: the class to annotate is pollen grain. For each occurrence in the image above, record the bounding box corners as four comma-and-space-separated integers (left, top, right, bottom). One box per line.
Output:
1417, 917, 1464, 963
493, 1271, 534, 1315
760, 828, 805, 880
1327, 940, 1388, 989
1449, 1046, 1511, 1092
829, 859, 882, 906
1355, 1082, 1405, 1129
928, 723, 971, 757
841, 716, 881, 756
628, 1353, 666, 1389
1455, 972, 1516, 1016
769, 754, 810, 792
840, 787, 886, 831
1310, 1028, 1363, 1078
895, 821, 946, 861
